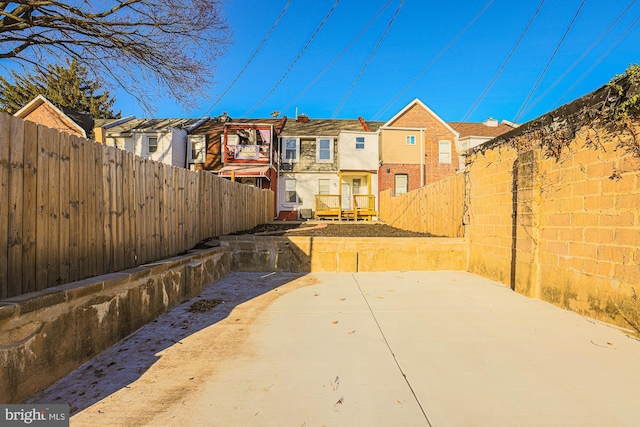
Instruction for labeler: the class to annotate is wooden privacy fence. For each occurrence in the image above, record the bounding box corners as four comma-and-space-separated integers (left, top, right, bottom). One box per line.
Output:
0, 114, 274, 299
379, 173, 465, 237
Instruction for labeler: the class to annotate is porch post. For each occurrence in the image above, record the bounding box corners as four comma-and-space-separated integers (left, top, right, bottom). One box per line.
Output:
338, 171, 342, 221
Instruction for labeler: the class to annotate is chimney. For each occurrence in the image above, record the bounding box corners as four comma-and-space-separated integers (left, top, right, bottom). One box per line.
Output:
297, 113, 309, 123
483, 117, 498, 127
358, 116, 370, 132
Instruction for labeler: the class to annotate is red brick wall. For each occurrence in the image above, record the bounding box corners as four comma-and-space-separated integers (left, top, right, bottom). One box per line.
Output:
379, 163, 422, 195
387, 102, 459, 187
23, 104, 83, 137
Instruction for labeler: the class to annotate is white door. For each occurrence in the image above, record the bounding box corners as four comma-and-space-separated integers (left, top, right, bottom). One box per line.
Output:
341, 183, 351, 210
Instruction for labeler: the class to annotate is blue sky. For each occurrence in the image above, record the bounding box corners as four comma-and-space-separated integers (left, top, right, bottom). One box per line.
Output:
30, 0, 640, 123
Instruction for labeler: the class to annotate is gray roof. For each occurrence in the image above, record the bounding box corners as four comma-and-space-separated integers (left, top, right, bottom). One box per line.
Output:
280, 119, 384, 137
99, 118, 202, 134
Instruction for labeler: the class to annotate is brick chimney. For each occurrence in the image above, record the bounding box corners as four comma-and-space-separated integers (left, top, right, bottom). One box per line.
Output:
297, 113, 309, 123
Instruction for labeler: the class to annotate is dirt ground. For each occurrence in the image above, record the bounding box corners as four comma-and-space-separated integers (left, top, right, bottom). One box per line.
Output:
230, 222, 439, 237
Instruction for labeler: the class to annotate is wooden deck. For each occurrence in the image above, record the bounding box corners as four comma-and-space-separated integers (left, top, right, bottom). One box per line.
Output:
314, 194, 376, 221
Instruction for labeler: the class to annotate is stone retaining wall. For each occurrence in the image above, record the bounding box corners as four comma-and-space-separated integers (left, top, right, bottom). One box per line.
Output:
0, 246, 229, 403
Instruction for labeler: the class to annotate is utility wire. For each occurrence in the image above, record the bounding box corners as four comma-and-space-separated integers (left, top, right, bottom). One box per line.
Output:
332, 0, 405, 119
372, 0, 494, 121
552, 13, 640, 108
199, 0, 291, 118
243, 0, 341, 118
282, 0, 395, 114
513, 0, 587, 122
457, 0, 546, 125
519, 0, 637, 118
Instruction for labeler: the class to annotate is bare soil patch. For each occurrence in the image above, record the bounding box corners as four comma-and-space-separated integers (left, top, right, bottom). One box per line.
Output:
231, 222, 440, 237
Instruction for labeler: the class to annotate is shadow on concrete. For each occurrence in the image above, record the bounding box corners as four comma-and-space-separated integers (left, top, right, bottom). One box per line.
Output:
26, 271, 310, 414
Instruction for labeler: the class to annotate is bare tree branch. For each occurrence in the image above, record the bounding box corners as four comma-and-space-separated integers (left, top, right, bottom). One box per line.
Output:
0, 0, 229, 112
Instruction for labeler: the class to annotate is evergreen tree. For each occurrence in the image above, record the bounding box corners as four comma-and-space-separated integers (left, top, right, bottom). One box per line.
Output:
0, 59, 120, 119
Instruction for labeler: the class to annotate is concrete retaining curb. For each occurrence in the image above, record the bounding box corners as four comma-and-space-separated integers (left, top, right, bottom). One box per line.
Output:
0, 246, 230, 403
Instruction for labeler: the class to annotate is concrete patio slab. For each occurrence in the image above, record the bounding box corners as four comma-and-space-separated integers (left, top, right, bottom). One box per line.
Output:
28, 271, 640, 426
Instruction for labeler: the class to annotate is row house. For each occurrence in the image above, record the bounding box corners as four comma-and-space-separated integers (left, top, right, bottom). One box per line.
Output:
94, 117, 206, 168
186, 114, 286, 194
277, 115, 383, 221
379, 99, 516, 196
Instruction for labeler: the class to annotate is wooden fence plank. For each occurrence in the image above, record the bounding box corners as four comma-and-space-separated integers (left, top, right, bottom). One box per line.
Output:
83, 139, 96, 277
94, 144, 105, 274
7, 117, 24, 296
77, 138, 88, 280
35, 125, 50, 289
57, 132, 70, 285
112, 148, 123, 271
67, 135, 79, 282
159, 163, 166, 259
137, 158, 147, 265
103, 145, 114, 273
46, 128, 60, 288
19, 121, 37, 294
123, 152, 135, 268
0, 115, 9, 298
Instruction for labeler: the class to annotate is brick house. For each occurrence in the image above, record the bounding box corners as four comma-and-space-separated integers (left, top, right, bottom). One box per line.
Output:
14, 94, 94, 138
379, 98, 460, 195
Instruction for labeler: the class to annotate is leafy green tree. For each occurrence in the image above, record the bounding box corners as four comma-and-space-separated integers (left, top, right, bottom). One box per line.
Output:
0, 59, 119, 118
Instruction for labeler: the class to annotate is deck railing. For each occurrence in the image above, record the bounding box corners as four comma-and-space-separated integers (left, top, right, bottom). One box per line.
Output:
314, 194, 376, 220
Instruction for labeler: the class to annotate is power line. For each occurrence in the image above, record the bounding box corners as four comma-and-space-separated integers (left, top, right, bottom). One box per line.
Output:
519, 0, 637, 118
243, 0, 341, 118
331, 0, 405, 119
372, 0, 494, 121
552, 13, 640, 108
199, 0, 292, 118
282, 0, 395, 114
457, 0, 546, 125
513, 0, 587, 122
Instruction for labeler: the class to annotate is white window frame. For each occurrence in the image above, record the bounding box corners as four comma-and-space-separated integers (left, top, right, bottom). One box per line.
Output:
395, 174, 408, 196
439, 140, 452, 164
146, 135, 159, 154
282, 138, 300, 163
318, 178, 330, 195
355, 136, 365, 150
285, 178, 299, 204
223, 134, 239, 146
406, 135, 416, 145
316, 138, 334, 163
188, 135, 206, 164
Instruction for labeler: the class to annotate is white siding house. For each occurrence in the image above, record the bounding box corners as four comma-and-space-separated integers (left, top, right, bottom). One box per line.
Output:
94, 118, 205, 168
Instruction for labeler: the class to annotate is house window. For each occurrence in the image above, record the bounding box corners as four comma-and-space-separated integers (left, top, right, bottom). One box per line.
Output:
316, 138, 333, 163
352, 178, 361, 195
283, 138, 299, 163
147, 136, 158, 153
223, 134, 239, 146
406, 135, 416, 145
356, 137, 365, 150
439, 140, 452, 164
318, 179, 330, 195
189, 135, 206, 163
285, 179, 298, 203
395, 174, 408, 196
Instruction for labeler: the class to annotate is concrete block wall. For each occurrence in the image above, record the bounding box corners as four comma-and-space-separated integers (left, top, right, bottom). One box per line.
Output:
220, 236, 468, 273
465, 123, 640, 334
